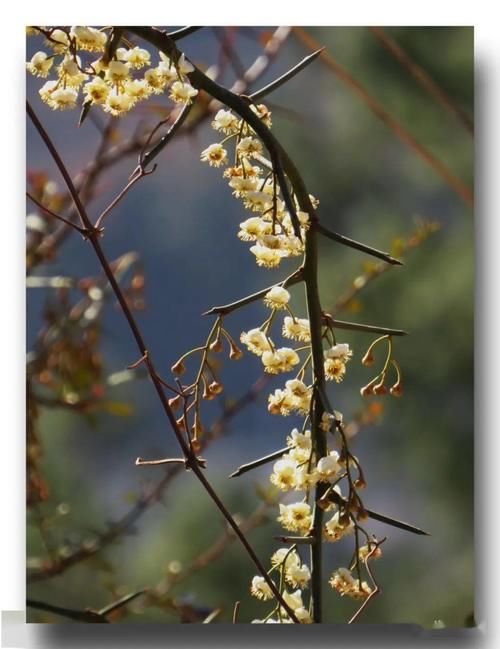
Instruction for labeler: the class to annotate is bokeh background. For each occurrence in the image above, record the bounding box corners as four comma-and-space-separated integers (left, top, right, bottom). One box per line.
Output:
26, 26, 474, 626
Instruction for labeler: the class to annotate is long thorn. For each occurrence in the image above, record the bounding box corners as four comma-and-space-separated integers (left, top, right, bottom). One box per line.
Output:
250, 48, 324, 101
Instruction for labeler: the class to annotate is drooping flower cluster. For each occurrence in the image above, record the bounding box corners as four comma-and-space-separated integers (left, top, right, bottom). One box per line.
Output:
200, 106, 321, 268
26, 26, 198, 116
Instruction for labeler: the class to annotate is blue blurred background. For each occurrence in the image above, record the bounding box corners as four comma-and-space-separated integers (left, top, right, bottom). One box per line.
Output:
26, 26, 473, 626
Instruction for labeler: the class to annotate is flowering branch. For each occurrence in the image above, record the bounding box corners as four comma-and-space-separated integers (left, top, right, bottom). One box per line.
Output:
27, 100, 300, 623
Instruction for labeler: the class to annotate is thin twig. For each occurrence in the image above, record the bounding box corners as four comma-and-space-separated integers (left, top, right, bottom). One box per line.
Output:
327, 318, 408, 337
94, 166, 154, 230
348, 538, 387, 624
250, 48, 324, 101
203, 268, 303, 316
167, 26, 203, 41
317, 223, 403, 266
26, 192, 86, 234
229, 447, 288, 478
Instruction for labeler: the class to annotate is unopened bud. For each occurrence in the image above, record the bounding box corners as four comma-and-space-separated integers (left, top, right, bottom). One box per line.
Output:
171, 359, 186, 375
354, 478, 366, 490
209, 380, 223, 395
390, 382, 403, 397
339, 511, 351, 527
176, 416, 186, 432
373, 380, 387, 395
202, 383, 216, 400
191, 439, 201, 453
209, 338, 223, 353
229, 343, 243, 360
361, 350, 374, 366
168, 394, 182, 410
356, 508, 369, 522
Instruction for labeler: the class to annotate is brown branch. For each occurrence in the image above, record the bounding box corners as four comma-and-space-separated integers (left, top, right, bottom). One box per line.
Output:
26, 192, 86, 234
292, 27, 473, 209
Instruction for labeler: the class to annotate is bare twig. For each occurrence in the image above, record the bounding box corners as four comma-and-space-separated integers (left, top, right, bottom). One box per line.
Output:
317, 223, 403, 266
229, 447, 288, 478
250, 48, 324, 101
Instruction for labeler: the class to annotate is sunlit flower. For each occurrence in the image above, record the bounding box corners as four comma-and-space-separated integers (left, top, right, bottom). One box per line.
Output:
212, 109, 240, 134
285, 562, 311, 588
200, 143, 228, 167
316, 452, 341, 482
278, 502, 312, 533
271, 548, 300, 569
263, 286, 290, 310
45, 29, 69, 53
324, 357, 347, 382
262, 348, 299, 374
282, 316, 310, 342
250, 575, 274, 601
237, 136, 263, 158
83, 77, 109, 104
240, 328, 272, 356
70, 26, 107, 52
169, 80, 198, 104
26, 51, 53, 78
323, 511, 354, 542
120, 46, 151, 69
103, 90, 135, 116
329, 568, 372, 599
250, 244, 281, 268
270, 457, 298, 491
105, 60, 130, 84
237, 217, 271, 241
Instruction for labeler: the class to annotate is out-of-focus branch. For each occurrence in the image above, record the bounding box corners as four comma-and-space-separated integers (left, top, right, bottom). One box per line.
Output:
369, 27, 473, 135
292, 27, 473, 209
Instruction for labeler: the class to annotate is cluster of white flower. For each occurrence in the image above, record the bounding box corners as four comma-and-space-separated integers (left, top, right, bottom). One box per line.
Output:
27, 27, 198, 116
200, 106, 320, 268
232, 276, 359, 619
250, 549, 312, 623
329, 567, 373, 600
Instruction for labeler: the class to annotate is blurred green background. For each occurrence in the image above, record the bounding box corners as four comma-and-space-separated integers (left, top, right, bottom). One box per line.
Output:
26, 26, 473, 626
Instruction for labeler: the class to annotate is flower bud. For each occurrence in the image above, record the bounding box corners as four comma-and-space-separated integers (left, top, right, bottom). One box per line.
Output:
191, 439, 201, 453
168, 394, 182, 410
229, 342, 243, 360
176, 416, 186, 432
373, 381, 387, 396
361, 350, 374, 366
390, 382, 403, 397
171, 359, 186, 375
356, 508, 369, 522
354, 477, 366, 490
209, 380, 223, 395
202, 382, 216, 400
209, 338, 223, 353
